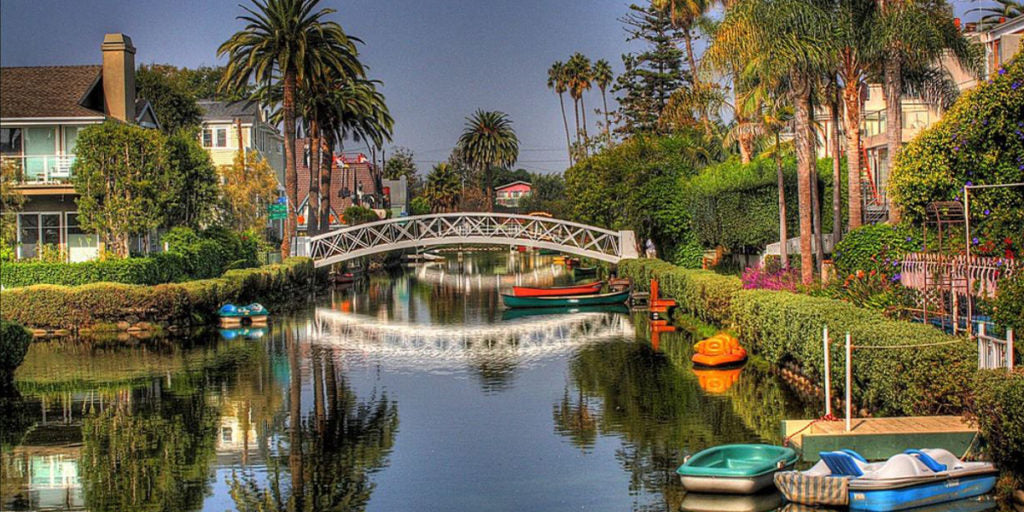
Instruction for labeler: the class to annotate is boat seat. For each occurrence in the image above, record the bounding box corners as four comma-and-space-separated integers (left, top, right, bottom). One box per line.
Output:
839, 449, 867, 462
904, 449, 947, 472
819, 452, 865, 477
916, 449, 962, 470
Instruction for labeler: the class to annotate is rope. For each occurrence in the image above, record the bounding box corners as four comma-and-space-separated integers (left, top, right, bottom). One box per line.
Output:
851, 339, 967, 349
783, 413, 839, 447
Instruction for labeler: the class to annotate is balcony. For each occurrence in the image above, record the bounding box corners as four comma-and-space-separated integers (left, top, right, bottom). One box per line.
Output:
1, 154, 77, 185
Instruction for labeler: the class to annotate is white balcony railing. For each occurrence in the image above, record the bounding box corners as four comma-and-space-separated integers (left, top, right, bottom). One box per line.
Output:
0, 154, 76, 184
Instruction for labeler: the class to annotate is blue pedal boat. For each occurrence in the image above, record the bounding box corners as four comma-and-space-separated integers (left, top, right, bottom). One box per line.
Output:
676, 444, 798, 494
774, 449, 997, 512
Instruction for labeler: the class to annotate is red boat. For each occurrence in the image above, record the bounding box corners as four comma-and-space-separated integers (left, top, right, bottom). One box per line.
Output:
511, 281, 603, 297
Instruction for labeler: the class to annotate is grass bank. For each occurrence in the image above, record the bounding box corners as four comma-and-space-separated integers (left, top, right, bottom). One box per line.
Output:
0, 257, 323, 332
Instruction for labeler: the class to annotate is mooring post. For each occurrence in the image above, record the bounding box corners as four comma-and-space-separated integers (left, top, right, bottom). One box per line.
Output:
824, 325, 832, 417
845, 332, 852, 433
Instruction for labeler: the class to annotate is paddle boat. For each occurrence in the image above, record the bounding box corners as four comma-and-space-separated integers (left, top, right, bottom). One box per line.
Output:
692, 333, 748, 367
773, 448, 997, 512
501, 288, 631, 308
511, 281, 602, 297
677, 444, 798, 494
218, 303, 270, 327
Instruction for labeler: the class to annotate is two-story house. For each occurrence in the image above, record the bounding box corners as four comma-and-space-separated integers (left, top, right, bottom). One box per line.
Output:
1, 33, 159, 261
294, 142, 383, 233
197, 99, 285, 186
494, 181, 532, 208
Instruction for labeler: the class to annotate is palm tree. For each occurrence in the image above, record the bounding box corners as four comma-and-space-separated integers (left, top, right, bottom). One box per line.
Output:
967, 0, 1023, 28
567, 53, 593, 148
706, 0, 836, 284
592, 59, 614, 140
547, 61, 574, 166
219, 0, 364, 259
425, 163, 462, 213
872, 0, 976, 221
457, 110, 519, 211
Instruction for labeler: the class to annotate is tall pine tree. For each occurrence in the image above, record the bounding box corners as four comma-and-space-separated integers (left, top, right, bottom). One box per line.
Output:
613, 3, 687, 136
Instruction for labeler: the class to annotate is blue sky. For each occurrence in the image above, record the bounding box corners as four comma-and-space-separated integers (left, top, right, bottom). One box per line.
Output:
0, 0, 982, 173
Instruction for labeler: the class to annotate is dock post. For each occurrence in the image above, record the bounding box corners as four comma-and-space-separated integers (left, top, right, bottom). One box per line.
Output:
823, 325, 832, 417
845, 332, 852, 433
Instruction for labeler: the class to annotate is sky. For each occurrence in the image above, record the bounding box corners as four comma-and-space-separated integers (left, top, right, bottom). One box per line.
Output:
0, 0, 983, 174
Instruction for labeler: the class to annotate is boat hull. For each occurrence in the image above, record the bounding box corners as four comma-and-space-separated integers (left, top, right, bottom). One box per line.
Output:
511, 281, 602, 297
677, 444, 798, 495
501, 289, 631, 308
679, 472, 783, 495
849, 474, 997, 512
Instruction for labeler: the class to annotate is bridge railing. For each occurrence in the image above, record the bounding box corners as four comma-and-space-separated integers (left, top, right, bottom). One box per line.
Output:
309, 213, 638, 266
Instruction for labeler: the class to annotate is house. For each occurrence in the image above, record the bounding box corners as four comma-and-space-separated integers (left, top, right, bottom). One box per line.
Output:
197, 99, 285, 186
494, 181, 532, 208
1, 33, 160, 261
294, 141, 384, 232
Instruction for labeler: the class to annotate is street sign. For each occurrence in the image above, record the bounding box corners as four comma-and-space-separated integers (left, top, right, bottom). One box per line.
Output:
268, 203, 287, 220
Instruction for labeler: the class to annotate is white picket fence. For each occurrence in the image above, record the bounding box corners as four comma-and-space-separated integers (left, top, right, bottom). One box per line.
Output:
978, 324, 1015, 371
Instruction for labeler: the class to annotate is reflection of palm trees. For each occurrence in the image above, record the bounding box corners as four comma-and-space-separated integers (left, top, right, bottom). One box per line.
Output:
552, 387, 597, 450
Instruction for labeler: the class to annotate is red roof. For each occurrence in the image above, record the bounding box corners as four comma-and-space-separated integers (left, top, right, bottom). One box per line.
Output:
295, 139, 382, 222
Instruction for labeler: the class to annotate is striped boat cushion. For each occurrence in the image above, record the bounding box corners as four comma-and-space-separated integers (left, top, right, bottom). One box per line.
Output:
774, 471, 850, 506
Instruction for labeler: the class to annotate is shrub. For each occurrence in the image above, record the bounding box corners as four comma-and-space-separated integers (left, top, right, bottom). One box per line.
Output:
0, 319, 32, 379
343, 205, 380, 226
741, 265, 800, 292
618, 258, 742, 324
990, 274, 1024, 336
833, 223, 921, 277
409, 197, 430, 216
0, 255, 186, 287
969, 370, 1024, 479
732, 289, 976, 415
0, 258, 318, 330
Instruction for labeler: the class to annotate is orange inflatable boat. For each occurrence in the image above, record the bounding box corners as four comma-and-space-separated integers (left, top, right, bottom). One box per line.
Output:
692, 333, 748, 367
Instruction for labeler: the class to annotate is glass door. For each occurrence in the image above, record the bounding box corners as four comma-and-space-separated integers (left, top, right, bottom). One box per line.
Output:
24, 127, 56, 181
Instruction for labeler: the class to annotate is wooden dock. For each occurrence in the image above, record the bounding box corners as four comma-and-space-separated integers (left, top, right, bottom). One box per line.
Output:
782, 416, 979, 462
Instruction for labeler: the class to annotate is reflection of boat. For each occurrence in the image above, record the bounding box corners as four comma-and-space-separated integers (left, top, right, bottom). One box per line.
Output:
774, 449, 997, 512
511, 281, 602, 297
501, 288, 631, 308
219, 327, 268, 340
680, 490, 785, 512
403, 251, 445, 262
677, 444, 798, 494
500, 304, 630, 321
780, 496, 997, 512
573, 266, 598, 276
693, 367, 743, 393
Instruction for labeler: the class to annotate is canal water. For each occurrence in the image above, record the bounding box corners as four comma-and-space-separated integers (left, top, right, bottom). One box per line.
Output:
1, 252, 820, 511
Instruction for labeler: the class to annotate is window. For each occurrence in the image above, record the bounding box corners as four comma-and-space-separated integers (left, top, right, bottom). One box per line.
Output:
202, 129, 213, 148
216, 128, 227, 148
202, 127, 230, 148
0, 128, 22, 154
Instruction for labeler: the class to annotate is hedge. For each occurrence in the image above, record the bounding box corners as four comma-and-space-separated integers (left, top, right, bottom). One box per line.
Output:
0, 258, 318, 330
0, 253, 187, 287
969, 370, 1024, 480
619, 258, 742, 324
0, 319, 32, 379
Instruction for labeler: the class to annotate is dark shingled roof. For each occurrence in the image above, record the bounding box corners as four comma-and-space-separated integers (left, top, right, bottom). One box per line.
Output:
0, 65, 104, 118
198, 99, 260, 122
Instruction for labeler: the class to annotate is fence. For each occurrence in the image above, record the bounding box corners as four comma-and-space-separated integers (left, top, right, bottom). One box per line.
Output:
978, 325, 1015, 371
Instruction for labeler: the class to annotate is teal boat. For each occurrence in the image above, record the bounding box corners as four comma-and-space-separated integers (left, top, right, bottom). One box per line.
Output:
501, 288, 631, 308
677, 444, 798, 494
501, 304, 630, 321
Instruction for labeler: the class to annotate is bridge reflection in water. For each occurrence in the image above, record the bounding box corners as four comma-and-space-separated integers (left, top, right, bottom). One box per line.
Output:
313, 307, 634, 371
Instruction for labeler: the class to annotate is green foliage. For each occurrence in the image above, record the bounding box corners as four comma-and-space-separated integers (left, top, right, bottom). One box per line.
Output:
135, 64, 204, 133
618, 259, 742, 324
0, 258, 317, 330
969, 370, 1024, 480
408, 196, 431, 216
686, 156, 845, 253
163, 130, 219, 229
425, 162, 462, 213
73, 122, 169, 257
0, 257, 184, 287
732, 289, 976, 415
343, 205, 380, 226
890, 57, 1024, 245
990, 274, 1024, 334
384, 146, 417, 180
0, 319, 32, 379
1, 157, 25, 257
833, 223, 921, 277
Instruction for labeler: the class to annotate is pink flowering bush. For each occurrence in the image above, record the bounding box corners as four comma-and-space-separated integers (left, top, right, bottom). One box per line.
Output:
741, 265, 801, 292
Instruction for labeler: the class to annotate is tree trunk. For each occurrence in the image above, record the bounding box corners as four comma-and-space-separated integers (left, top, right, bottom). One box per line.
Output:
737, 118, 754, 164
580, 96, 589, 152
559, 93, 573, 166
682, 26, 711, 133
287, 326, 304, 509
792, 73, 815, 284
811, 157, 825, 274
883, 56, 903, 223
282, 70, 297, 259
775, 132, 788, 269
831, 85, 843, 244
573, 97, 581, 148
601, 88, 611, 141
308, 120, 321, 236
318, 134, 332, 234
843, 71, 864, 230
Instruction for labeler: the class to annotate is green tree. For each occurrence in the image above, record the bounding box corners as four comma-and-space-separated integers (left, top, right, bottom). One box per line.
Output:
0, 158, 25, 260
136, 64, 204, 134
457, 110, 519, 211
219, 151, 280, 232
654, 0, 712, 132
592, 59, 614, 140
567, 53, 594, 148
163, 130, 218, 229
613, 4, 687, 136
384, 146, 417, 180
184, 65, 253, 101
73, 122, 168, 258
425, 163, 462, 213
518, 172, 568, 217
219, 0, 365, 259
547, 61, 575, 165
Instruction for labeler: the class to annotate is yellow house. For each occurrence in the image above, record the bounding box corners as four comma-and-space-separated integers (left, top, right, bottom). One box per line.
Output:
197, 100, 285, 186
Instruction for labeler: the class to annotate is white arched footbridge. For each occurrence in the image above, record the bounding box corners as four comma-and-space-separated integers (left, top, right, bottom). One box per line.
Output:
308, 213, 639, 267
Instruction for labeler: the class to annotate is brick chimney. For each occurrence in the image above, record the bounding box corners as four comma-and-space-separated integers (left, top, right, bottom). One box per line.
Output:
101, 33, 136, 123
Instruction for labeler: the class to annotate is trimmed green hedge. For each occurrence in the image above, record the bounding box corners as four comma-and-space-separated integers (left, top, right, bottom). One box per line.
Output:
0, 319, 32, 379
0, 258, 318, 330
619, 258, 742, 324
1, 253, 187, 287
969, 370, 1024, 480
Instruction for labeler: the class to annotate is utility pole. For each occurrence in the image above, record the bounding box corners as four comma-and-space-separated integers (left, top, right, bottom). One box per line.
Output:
236, 118, 245, 173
